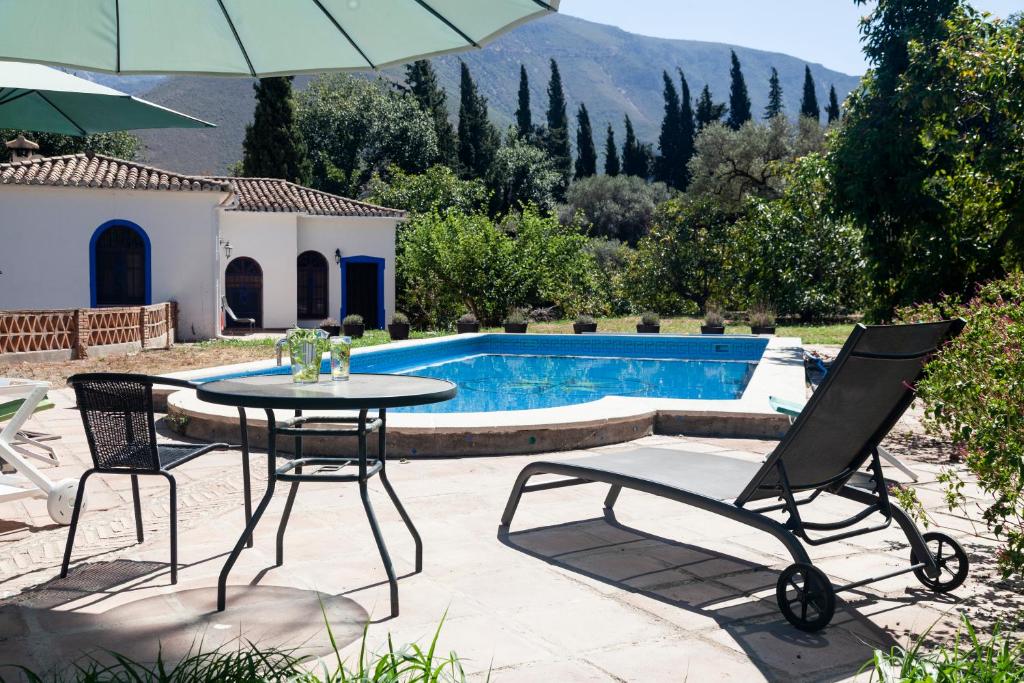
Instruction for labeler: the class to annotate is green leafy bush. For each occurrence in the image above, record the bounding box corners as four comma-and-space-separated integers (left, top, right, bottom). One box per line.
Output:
342, 314, 364, 326
621, 197, 733, 315
398, 207, 596, 327
367, 165, 488, 216
639, 311, 660, 326
485, 135, 562, 216
866, 613, 1024, 682
559, 175, 673, 245
903, 275, 1024, 575
503, 308, 529, 325
732, 155, 867, 320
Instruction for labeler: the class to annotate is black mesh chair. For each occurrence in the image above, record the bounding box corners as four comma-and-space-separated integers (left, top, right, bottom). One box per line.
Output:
61, 374, 249, 584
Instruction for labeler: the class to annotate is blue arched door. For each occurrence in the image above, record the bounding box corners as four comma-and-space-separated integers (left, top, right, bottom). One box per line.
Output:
90, 222, 150, 307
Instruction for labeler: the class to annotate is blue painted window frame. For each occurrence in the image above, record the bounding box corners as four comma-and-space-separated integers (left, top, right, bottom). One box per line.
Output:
89, 219, 152, 307
340, 255, 385, 329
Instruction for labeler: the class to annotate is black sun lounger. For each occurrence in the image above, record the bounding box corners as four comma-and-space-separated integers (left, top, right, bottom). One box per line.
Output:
500, 320, 968, 631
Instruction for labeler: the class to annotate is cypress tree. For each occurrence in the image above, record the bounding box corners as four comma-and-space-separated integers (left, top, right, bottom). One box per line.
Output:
800, 66, 820, 122
826, 85, 841, 124
457, 61, 498, 179
604, 124, 620, 176
241, 76, 311, 183
678, 69, 695, 190
405, 59, 457, 166
725, 50, 752, 130
515, 64, 532, 140
574, 103, 597, 179
695, 85, 726, 131
656, 71, 684, 189
764, 67, 784, 120
621, 115, 648, 178
545, 58, 573, 193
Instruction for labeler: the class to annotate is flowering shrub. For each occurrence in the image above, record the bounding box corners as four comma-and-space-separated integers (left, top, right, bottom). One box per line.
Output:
900, 275, 1024, 576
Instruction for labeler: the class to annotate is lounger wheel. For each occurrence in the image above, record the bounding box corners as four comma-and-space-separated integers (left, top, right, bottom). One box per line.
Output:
777, 563, 835, 632
47, 478, 85, 526
910, 532, 968, 593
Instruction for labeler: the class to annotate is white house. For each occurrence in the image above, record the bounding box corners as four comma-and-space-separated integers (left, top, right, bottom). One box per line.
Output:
0, 152, 404, 339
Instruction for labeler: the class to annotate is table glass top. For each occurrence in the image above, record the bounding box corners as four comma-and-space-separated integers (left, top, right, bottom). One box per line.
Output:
196, 373, 457, 409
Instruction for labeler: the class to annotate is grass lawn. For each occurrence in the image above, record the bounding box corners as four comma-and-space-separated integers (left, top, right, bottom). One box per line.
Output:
7, 319, 848, 387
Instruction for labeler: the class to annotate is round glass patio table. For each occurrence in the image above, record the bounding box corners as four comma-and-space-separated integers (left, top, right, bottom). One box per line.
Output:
195, 373, 456, 616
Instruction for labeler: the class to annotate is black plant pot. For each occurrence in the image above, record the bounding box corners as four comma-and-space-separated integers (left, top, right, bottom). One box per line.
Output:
701, 325, 725, 335
573, 322, 598, 334
343, 323, 365, 339
457, 321, 480, 334
388, 322, 410, 340
636, 324, 660, 334
751, 325, 776, 335
320, 325, 341, 337
504, 323, 528, 334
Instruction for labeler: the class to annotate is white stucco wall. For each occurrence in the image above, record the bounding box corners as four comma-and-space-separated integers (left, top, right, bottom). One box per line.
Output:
0, 185, 226, 340
297, 215, 398, 327
218, 211, 297, 330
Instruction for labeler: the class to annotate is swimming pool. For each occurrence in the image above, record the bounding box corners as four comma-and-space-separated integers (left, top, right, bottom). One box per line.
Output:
169, 333, 802, 456
197, 334, 767, 413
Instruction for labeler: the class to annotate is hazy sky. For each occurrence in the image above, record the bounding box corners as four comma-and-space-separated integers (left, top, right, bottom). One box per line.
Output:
558, 0, 1024, 75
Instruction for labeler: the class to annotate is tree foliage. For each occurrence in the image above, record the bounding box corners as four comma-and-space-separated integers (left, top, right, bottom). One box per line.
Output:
241, 77, 311, 184
686, 117, 826, 213
574, 103, 597, 179
726, 51, 752, 130
559, 174, 672, 245
799, 66, 820, 122
486, 134, 561, 216
367, 164, 487, 216
695, 85, 726, 131
830, 1, 1022, 318
677, 70, 696, 191
764, 67, 784, 120
733, 154, 866, 319
825, 85, 841, 124
544, 59, 573, 195
655, 71, 686, 189
0, 130, 138, 160
296, 74, 438, 196
405, 59, 458, 166
457, 62, 499, 180
398, 207, 595, 326
604, 124, 620, 176
515, 64, 533, 140
623, 197, 733, 314
621, 116, 651, 179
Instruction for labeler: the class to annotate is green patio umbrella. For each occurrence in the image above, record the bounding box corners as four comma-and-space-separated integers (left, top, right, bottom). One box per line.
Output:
0, 0, 559, 77
0, 61, 213, 135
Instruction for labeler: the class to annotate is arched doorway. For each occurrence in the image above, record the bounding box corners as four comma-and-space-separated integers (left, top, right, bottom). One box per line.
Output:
296, 251, 328, 320
225, 257, 263, 328
90, 221, 150, 307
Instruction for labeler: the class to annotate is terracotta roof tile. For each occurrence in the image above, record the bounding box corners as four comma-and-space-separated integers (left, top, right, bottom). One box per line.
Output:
212, 176, 405, 219
0, 153, 231, 192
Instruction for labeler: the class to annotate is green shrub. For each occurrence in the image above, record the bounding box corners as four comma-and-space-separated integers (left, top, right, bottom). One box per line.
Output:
639, 311, 660, 326
576, 313, 596, 325
391, 312, 409, 325
559, 175, 673, 245
747, 302, 776, 328
457, 312, 477, 325
902, 274, 1024, 576
504, 308, 529, 325
704, 303, 725, 328
866, 614, 1024, 682
367, 164, 488, 216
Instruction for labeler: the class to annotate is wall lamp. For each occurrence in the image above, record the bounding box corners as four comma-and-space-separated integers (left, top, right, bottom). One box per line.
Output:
335, 248, 342, 264
219, 238, 233, 259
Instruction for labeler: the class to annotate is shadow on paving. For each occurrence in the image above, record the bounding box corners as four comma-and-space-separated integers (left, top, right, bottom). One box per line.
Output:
500, 512, 900, 680
0, 559, 367, 679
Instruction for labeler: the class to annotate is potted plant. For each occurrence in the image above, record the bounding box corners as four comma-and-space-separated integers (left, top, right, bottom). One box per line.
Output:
342, 313, 365, 339
388, 312, 411, 341
701, 304, 725, 335
748, 303, 777, 335
636, 311, 660, 334
456, 312, 480, 334
503, 308, 529, 334
573, 313, 598, 334
318, 317, 341, 337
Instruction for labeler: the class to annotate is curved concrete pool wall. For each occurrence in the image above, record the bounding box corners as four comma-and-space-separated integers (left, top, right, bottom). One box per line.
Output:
164, 333, 805, 457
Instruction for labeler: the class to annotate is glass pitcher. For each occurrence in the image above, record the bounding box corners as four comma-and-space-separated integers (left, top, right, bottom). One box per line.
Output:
283, 328, 327, 384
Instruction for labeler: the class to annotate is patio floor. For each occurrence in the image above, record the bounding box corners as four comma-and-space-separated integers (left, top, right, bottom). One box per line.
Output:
0, 388, 1018, 682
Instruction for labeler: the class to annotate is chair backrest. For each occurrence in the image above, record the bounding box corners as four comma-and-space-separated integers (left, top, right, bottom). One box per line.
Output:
70, 374, 160, 471
736, 320, 964, 504
221, 296, 239, 321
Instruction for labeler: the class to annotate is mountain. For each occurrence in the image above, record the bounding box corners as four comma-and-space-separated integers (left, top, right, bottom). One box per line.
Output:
129, 13, 862, 176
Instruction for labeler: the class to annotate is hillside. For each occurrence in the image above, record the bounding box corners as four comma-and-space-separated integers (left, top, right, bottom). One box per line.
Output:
127, 13, 861, 176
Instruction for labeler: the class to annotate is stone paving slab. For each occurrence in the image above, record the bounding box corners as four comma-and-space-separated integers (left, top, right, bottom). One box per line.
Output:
0, 393, 1021, 682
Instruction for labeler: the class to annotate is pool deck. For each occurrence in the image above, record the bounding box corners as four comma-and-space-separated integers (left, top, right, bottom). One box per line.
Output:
0, 389, 1016, 681
164, 333, 806, 457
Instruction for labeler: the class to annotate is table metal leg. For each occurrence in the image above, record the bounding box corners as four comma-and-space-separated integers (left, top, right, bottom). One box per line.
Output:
377, 409, 423, 573
238, 408, 253, 549
356, 408, 399, 618
275, 410, 302, 566
218, 409, 278, 612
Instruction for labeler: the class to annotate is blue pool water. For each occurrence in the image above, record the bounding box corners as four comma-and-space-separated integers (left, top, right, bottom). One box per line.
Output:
199, 334, 767, 413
